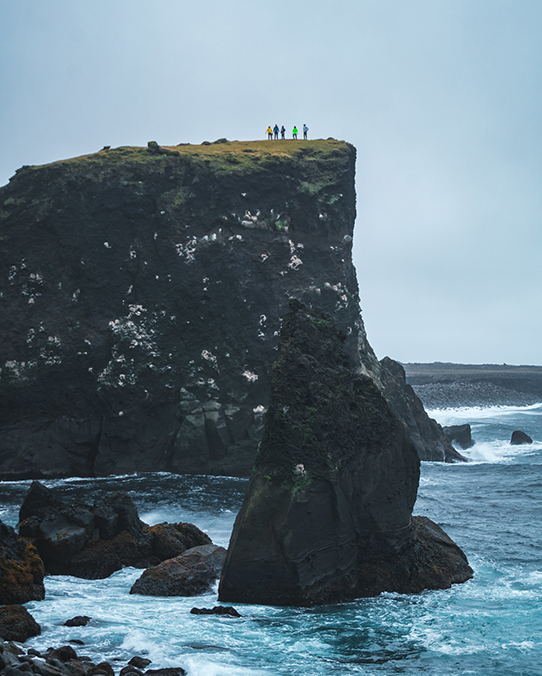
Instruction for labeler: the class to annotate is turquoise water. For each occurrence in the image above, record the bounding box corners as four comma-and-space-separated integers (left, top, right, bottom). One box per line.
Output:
1, 403, 541, 675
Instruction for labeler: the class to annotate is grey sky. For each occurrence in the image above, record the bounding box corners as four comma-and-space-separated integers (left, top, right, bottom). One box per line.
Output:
1, 0, 541, 365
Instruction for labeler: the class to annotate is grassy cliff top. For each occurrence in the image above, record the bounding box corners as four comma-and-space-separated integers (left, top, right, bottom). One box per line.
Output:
9, 138, 353, 181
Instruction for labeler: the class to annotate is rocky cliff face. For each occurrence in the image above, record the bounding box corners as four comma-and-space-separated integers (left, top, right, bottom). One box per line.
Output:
218, 302, 472, 605
0, 139, 456, 478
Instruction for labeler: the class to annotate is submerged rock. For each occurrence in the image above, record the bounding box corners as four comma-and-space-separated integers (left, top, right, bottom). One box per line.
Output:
130, 544, 227, 596
510, 430, 533, 445
218, 302, 472, 606
0, 520, 45, 604
190, 606, 241, 617
17, 481, 211, 578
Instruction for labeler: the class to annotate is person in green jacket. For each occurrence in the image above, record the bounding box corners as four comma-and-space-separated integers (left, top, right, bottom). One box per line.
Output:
292, 126, 298, 139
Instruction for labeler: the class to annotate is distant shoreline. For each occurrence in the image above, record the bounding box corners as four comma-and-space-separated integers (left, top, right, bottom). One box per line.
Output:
403, 363, 542, 409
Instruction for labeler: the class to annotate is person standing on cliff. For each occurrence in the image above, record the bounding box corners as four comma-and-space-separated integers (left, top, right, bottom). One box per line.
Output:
303, 124, 308, 140
280, 125, 286, 139
266, 126, 273, 140
292, 126, 298, 139
273, 124, 279, 140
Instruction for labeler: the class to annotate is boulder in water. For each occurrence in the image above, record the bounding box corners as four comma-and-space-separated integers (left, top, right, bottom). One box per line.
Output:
17, 481, 211, 578
510, 430, 533, 445
443, 424, 475, 449
130, 545, 227, 596
218, 301, 473, 606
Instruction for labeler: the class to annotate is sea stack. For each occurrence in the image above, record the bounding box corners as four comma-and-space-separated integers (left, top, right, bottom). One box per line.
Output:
218, 301, 472, 606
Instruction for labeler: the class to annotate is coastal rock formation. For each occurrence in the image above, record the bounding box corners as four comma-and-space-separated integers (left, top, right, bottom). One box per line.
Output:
379, 358, 466, 462
0, 520, 44, 604
0, 642, 186, 676
0, 139, 456, 479
18, 481, 211, 578
130, 544, 227, 596
510, 430, 533, 445
0, 606, 41, 642
443, 424, 475, 449
218, 302, 472, 606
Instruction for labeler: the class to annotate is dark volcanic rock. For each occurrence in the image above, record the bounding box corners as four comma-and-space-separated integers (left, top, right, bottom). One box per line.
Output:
190, 606, 241, 617
443, 424, 475, 449
0, 520, 45, 604
0, 139, 454, 478
130, 544, 226, 596
17, 481, 210, 578
127, 657, 152, 669
0, 606, 41, 642
510, 430, 533, 445
63, 617, 91, 627
379, 357, 466, 462
218, 302, 472, 606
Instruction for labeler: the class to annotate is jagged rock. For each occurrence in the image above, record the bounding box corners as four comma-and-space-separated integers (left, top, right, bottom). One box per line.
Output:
0, 520, 45, 604
145, 669, 186, 676
218, 302, 472, 606
379, 357, 466, 461
443, 424, 475, 449
190, 606, 241, 617
0, 606, 41, 642
510, 430, 533, 445
130, 544, 227, 596
0, 139, 455, 479
17, 481, 210, 578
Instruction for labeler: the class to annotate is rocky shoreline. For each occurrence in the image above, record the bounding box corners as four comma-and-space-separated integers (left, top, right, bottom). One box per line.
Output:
404, 363, 542, 409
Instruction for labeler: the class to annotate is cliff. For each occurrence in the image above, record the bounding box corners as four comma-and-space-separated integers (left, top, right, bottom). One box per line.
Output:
218, 302, 472, 605
0, 139, 457, 478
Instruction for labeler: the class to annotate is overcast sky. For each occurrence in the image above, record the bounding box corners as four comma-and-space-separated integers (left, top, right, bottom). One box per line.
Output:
1, 0, 541, 365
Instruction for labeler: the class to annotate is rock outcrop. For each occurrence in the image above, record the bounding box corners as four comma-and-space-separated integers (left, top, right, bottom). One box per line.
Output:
443, 424, 475, 449
18, 481, 211, 578
0, 139, 456, 479
0, 606, 41, 642
130, 544, 226, 596
0, 520, 44, 604
510, 430, 533, 445
379, 357, 466, 462
218, 302, 472, 606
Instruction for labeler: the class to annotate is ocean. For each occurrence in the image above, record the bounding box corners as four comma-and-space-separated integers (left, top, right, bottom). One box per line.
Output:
1, 403, 541, 676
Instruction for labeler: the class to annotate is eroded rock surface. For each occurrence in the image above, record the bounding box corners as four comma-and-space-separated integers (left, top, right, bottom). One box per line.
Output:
379, 357, 466, 462
0, 140, 455, 479
0, 520, 44, 604
17, 481, 211, 578
218, 302, 472, 606
0, 605, 41, 642
130, 544, 226, 596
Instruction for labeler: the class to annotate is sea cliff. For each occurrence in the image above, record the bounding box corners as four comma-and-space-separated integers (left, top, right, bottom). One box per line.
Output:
0, 139, 460, 478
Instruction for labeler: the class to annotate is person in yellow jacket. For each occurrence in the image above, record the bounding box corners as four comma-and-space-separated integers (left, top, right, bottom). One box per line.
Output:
292, 126, 298, 139
266, 126, 273, 140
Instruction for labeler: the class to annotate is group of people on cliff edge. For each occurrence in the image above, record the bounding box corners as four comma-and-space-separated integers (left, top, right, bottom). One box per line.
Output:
266, 124, 308, 140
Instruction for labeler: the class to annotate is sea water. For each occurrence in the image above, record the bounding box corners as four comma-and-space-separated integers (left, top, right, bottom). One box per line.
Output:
1, 403, 541, 676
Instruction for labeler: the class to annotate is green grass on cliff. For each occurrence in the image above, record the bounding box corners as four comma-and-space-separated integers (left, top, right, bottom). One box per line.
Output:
23, 138, 353, 178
